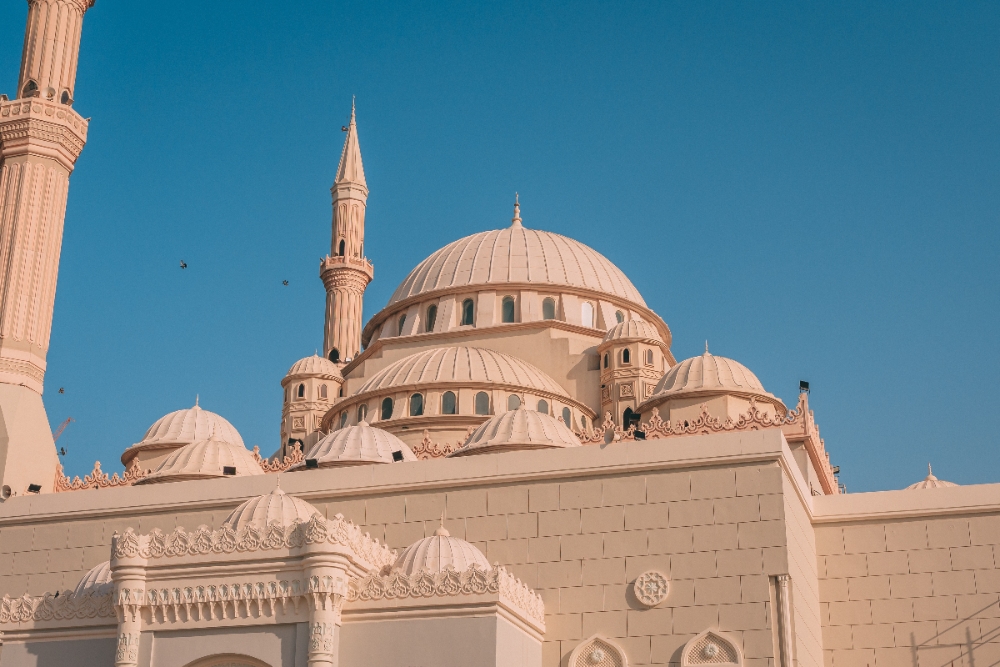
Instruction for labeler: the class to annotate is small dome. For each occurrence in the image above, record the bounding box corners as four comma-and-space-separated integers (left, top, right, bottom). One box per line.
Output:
449, 408, 581, 457
284, 354, 343, 381
136, 437, 264, 485
638, 349, 784, 411
292, 422, 417, 470
123, 402, 243, 465
393, 524, 491, 575
356, 346, 570, 398
905, 465, 959, 490
223, 487, 321, 533
602, 320, 663, 344
388, 225, 646, 308
73, 560, 112, 597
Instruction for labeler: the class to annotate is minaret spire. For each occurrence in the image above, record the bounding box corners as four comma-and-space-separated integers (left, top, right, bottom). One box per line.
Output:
320, 101, 374, 364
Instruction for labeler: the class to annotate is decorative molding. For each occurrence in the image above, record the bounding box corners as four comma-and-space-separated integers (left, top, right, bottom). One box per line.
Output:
410, 428, 470, 460
619, 383, 634, 398
633, 571, 668, 608
54, 460, 148, 492
0, 589, 115, 624
111, 513, 396, 571
349, 563, 544, 628
252, 445, 304, 473
681, 629, 742, 667
0, 357, 44, 383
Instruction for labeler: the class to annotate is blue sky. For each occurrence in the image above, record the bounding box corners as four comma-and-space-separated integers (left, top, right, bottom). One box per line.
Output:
1, 1, 997, 492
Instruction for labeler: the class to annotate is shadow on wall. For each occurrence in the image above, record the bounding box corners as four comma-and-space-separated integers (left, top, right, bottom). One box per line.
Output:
5, 637, 115, 666
907, 600, 1000, 667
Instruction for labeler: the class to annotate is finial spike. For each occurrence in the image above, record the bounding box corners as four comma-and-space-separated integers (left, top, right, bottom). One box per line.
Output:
195, 394, 199, 407
928, 463, 933, 476
705, 340, 709, 354
512, 193, 522, 228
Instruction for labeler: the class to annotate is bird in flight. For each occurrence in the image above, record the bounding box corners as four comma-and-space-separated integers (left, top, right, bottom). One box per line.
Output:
180, 260, 188, 269
282, 280, 289, 286
58, 387, 64, 394
58, 447, 67, 456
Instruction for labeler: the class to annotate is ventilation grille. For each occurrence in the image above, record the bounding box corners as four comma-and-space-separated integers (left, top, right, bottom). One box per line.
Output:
687, 634, 738, 665
574, 638, 624, 667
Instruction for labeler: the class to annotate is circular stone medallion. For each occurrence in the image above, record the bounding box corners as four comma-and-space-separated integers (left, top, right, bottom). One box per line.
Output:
633, 570, 669, 607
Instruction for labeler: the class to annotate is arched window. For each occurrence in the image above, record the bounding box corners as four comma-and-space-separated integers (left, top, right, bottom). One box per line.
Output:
297, 383, 305, 399
461, 299, 475, 326
442, 391, 457, 415
603, 353, 609, 369
537, 399, 549, 414
622, 349, 631, 364
21, 80, 38, 97
581, 302, 594, 328
329, 348, 340, 363
398, 314, 407, 336
320, 384, 328, 399
338, 239, 346, 256
616, 310, 625, 324
426, 305, 438, 332
623, 408, 640, 428
340, 411, 348, 428
475, 391, 490, 415
357, 404, 368, 423
645, 349, 654, 365
60, 90, 71, 105
409, 393, 424, 416
381, 397, 394, 420
562, 407, 571, 424
339, 386, 344, 397
501, 296, 515, 323
507, 394, 521, 410
542, 297, 556, 320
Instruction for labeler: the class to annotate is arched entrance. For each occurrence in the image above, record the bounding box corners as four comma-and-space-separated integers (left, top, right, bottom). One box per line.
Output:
184, 655, 271, 667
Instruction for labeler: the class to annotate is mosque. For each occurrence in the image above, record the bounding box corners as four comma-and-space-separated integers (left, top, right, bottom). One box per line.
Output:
0, 2, 998, 666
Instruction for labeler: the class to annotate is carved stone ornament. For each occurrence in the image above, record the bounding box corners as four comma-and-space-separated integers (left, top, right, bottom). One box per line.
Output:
680, 629, 742, 667
568, 634, 629, 667
619, 383, 634, 398
292, 417, 305, 430
633, 571, 668, 607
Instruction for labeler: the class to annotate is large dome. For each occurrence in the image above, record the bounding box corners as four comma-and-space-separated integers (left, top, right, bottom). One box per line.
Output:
123, 402, 243, 466
136, 437, 264, 485
291, 421, 417, 469
449, 408, 581, 457
388, 224, 645, 307
356, 346, 570, 398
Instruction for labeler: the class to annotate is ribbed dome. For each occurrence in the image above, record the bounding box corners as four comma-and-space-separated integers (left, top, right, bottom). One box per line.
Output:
136, 437, 264, 485
388, 224, 645, 307
393, 525, 491, 575
905, 465, 959, 490
223, 487, 321, 532
639, 350, 783, 410
449, 408, 581, 457
73, 561, 112, 597
292, 422, 417, 469
285, 354, 342, 380
603, 320, 663, 344
123, 403, 244, 464
357, 346, 570, 398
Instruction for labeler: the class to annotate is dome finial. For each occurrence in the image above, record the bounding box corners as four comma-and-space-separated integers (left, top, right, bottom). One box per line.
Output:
704, 340, 709, 355
927, 463, 936, 479
511, 193, 522, 228
435, 510, 450, 536
195, 394, 199, 407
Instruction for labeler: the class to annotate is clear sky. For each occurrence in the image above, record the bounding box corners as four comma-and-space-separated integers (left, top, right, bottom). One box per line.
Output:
2, 1, 997, 493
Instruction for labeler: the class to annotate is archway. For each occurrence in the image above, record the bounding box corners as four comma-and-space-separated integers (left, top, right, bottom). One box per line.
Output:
184, 654, 271, 667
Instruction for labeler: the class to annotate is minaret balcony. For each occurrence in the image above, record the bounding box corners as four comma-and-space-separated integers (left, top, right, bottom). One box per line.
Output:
321, 254, 374, 276
0, 97, 89, 167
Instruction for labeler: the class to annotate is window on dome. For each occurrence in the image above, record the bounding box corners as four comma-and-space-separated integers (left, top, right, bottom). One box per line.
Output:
603, 353, 609, 369
426, 305, 438, 332
338, 239, 346, 256
320, 384, 328, 399
340, 411, 348, 428
442, 391, 457, 415
357, 404, 368, 423
645, 349, 654, 366
381, 397, 393, 420
507, 394, 521, 410
409, 393, 424, 417
562, 407, 571, 424
461, 299, 475, 326
501, 296, 515, 323
537, 399, 549, 414
622, 349, 631, 364
398, 314, 407, 336
616, 310, 625, 324
542, 297, 556, 320
329, 348, 340, 363
475, 391, 490, 415
581, 302, 594, 328
297, 383, 305, 399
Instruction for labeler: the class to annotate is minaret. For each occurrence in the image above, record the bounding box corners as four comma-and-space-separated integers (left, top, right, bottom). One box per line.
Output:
320, 101, 373, 364
0, 0, 96, 497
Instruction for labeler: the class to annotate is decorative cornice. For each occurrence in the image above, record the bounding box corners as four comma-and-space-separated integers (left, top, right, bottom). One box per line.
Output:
320, 255, 373, 284
54, 460, 148, 492
252, 445, 304, 473
349, 563, 544, 629
0, 589, 114, 625
409, 428, 471, 460
111, 513, 396, 571
0, 99, 89, 167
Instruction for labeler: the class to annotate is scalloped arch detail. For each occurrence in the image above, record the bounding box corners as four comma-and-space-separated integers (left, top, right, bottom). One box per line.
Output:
568, 634, 629, 667
681, 629, 742, 667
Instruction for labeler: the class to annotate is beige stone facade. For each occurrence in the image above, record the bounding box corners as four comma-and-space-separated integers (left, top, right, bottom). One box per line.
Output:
0, 4, 997, 667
